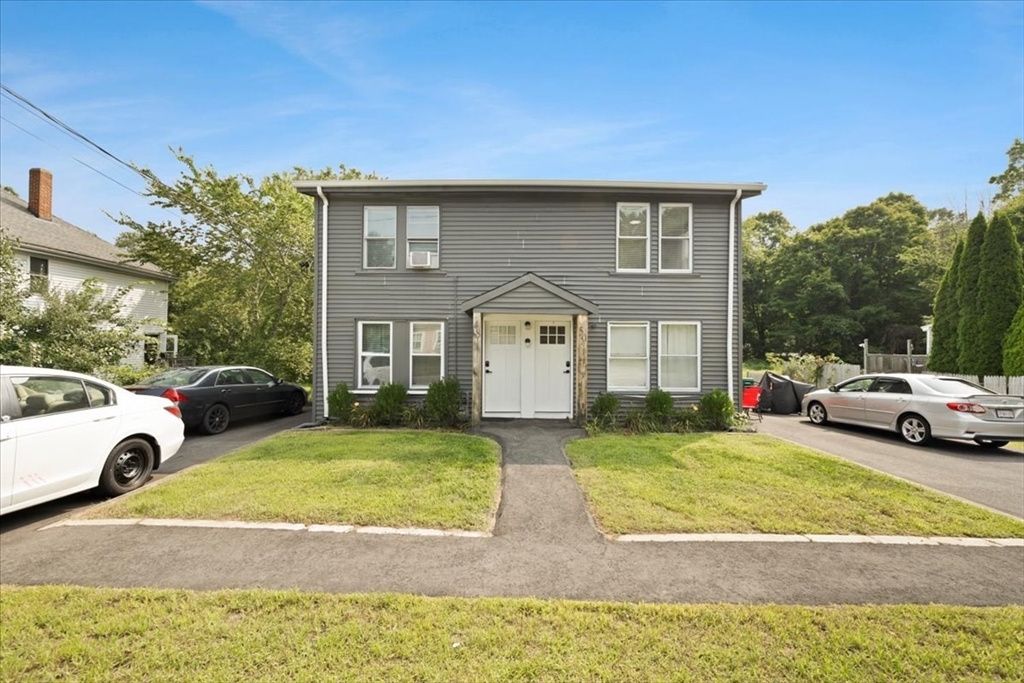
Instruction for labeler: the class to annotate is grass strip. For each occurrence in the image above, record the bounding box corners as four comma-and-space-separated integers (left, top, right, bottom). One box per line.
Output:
566, 433, 1024, 537
91, 430, 501, 530
1, 586, 1021, 683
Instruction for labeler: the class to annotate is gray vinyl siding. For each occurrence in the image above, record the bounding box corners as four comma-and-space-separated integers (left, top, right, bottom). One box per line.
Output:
311, 191, 745, 420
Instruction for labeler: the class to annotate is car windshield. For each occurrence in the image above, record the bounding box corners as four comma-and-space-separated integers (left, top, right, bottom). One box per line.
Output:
136, 369, 208, 387
915, 376, 994, 396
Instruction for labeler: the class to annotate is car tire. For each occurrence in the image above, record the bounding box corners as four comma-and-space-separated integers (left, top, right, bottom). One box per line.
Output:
807, 402, 828, 425
973, 438, 1009, 449
284, 391, 305, 416
98, 438, 154, 496
201, 403, 230, 435
898, 414, 932, 446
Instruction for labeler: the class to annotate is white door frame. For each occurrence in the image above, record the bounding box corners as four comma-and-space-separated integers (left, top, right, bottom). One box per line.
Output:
482, 314, 574, 419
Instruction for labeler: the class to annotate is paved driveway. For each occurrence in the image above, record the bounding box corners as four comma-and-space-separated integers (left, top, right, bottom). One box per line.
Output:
757, 414, 1024, 519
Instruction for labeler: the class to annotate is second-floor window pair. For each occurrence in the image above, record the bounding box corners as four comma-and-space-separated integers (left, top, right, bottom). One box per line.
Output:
616, 203, 693, 274
364, 206, 440, 270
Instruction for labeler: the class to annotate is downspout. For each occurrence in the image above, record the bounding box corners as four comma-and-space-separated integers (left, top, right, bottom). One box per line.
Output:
316, 185, 329, 420
727, 188, 742, 405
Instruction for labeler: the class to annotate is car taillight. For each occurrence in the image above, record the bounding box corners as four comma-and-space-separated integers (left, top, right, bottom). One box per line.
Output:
164, 405, 182, 419
161, 388, 188, 403
946, 402, 986, 414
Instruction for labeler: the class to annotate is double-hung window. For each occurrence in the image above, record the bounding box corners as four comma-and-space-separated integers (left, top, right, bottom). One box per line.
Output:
364, 207, 397, 269
29, 256, 49, 294
607, 322, 649, 391
616, 203, 649, 272
358, 322, 392, 387
407, 207, 439, 268
410, 322, 443, 387
659, 204, 692, 272
659, 322, 700, 391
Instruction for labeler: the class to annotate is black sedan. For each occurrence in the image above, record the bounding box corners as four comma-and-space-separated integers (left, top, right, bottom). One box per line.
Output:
126, 366, 306, 435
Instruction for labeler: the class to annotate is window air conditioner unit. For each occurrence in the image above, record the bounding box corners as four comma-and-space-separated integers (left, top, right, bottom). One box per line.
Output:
408, 251, 436, 269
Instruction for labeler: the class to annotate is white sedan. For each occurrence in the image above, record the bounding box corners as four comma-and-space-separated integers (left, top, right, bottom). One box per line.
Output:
801, 373, 1024, 448
0, 366, 185, 516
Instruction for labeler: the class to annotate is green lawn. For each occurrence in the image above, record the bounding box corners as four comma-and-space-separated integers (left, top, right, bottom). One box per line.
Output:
2, 586, 1021, 683
91, 430, 501, 530
565, 433, 1024, 537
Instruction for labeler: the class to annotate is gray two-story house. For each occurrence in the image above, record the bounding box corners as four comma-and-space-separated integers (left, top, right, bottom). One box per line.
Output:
294, 180, 765, 423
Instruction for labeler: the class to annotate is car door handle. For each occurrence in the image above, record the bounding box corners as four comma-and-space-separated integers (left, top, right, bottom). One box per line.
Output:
0, 435, 12, 442
221, 389, 232, 394
92, 415, 116, 422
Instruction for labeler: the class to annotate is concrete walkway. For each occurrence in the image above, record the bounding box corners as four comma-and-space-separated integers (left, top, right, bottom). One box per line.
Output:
1, 421, 1022, 606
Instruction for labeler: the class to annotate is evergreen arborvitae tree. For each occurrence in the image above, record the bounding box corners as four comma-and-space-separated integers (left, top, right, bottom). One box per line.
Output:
976, 213, 1024, 375
1004, 301, 1024, 376
956, 212, 988, 374
928, 240, 963, 372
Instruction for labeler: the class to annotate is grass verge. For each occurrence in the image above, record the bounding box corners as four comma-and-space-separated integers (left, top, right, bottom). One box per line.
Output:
90, 430, 500, 530
565, 433, 1024, 537
2, 586, 1021, 683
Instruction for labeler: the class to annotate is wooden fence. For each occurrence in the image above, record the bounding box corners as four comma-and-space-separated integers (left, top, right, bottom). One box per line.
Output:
816, 363, 1024, 395
818, 363, 862, 388
941, 374, 1024, 395
866, 354, 930, 374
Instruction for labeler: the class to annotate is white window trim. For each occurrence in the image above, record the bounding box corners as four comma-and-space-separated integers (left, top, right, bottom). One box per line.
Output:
606, 321, 650, 392
357, 321, 393, 389
658, 321, 701, 392
406, 206, 440, 269
615, 202, 650, 273
659, 203, 693, 274
363, 206, 397, 270
409, 321, 444, 389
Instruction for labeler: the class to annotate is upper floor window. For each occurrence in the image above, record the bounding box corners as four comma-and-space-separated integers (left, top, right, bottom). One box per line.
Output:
659, 204, 692, 273
29, 256, 49, 294
364, 207, 397, 269
658, 322, 700, 391
359, 321, 392, 388
607, 322, 649, 391
407, 207, 439, 269
616, 203, 649, 273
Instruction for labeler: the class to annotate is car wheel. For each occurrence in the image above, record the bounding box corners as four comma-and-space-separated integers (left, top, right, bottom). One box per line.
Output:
807, 402, 828, 425
973, 438, 1009, 449
284, 391, 305, 416
98, 438, 154, 496
898, 414, 932, 446
201, 403, 230, 435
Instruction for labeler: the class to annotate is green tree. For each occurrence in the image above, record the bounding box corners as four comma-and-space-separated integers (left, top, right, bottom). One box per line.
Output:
956, 212, 988, 373
742, 210, 793, 359
927, 239, 963, 372
115, 149, 377, 381
990, 138, 1024, 206
772, 193, 936, 360
1003, 301, 1024, 376
976, 213, 1024, 375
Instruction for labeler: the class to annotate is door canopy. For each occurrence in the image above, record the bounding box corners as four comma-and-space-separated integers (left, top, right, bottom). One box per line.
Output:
459, 272, 598, 315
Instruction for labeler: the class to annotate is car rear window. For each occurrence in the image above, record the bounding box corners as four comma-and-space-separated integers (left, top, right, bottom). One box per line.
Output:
915, 376, 994, 396
137, 369, 208, 387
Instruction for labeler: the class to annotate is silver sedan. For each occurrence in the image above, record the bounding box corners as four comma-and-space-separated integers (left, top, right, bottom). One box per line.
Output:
801, 374, 1024, 448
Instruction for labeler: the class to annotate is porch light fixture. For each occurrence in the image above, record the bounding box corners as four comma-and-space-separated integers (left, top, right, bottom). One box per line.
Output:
524, 321, 531, 330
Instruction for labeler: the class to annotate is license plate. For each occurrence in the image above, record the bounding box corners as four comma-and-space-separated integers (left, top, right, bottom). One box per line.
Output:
995, 409, 1014, 419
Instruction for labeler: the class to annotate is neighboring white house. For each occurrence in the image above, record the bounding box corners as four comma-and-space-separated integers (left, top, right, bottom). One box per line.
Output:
0, 168, 176, 367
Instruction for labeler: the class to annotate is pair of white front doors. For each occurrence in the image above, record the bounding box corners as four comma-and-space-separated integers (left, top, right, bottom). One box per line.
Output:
483, 316, 572, 419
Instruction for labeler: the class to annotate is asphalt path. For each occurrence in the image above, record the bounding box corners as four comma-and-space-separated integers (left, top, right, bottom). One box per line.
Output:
756, 413, 1024, 519
0, 408, 310, 537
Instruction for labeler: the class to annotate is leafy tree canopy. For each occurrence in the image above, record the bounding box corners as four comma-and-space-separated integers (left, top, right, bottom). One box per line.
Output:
990, 138, 1024, 206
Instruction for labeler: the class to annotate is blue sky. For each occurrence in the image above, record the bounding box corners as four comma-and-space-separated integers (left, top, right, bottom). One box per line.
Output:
1, 1, 1021, 243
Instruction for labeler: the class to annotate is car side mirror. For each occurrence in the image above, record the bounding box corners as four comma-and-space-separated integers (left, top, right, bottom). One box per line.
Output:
275, 378, 284, 385
828, 385, 838, 392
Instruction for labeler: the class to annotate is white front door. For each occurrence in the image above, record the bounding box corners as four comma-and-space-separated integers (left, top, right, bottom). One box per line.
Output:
483, 321, 521, 416
483, 316, 572, 419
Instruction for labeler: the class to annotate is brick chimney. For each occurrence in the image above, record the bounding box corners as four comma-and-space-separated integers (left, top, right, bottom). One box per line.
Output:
28, 168, 53, 220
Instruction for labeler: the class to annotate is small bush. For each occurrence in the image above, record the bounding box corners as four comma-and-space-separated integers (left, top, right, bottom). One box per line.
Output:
670, 407, 701, 433
644, 388, 674, 424
327, 382, 356, 423
592, 392, 620, 422
622, 410, 660, 435
698, 389, 734, 431
369, 383, 407, 426
348, 404, 374, 428
425, 376, 463, 427
402, 405, 428, 429
94, 364, 152, 387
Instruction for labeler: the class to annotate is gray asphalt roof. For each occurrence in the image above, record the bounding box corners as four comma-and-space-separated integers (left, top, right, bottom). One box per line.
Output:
293, 178, 767, 197
0, 189, 173, 280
